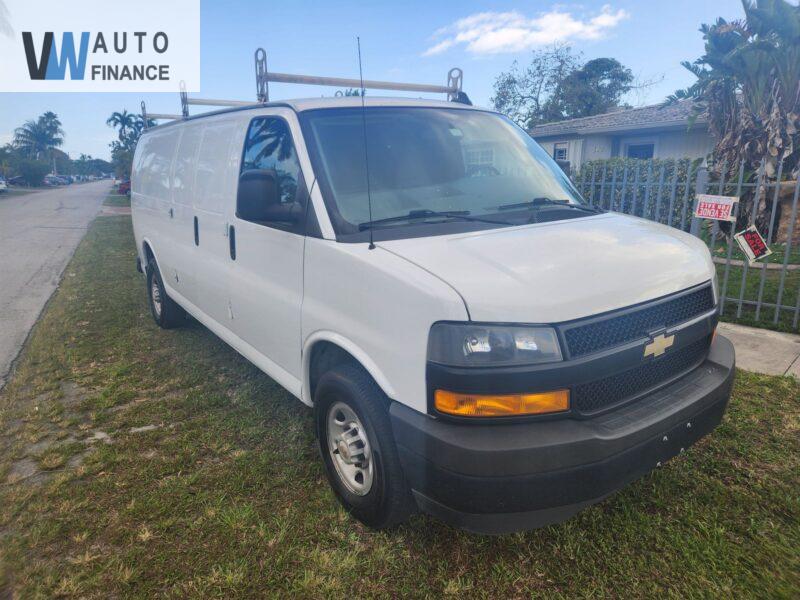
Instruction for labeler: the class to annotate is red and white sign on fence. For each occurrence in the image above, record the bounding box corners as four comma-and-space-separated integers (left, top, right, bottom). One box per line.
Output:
734, 225, 773, 264
694, 194, 738, 222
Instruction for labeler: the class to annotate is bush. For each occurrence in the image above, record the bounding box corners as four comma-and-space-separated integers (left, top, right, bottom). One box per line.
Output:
16, 159, 50, 186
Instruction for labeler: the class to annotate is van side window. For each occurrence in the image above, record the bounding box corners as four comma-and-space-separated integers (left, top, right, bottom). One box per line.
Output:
237, 117, 307, 233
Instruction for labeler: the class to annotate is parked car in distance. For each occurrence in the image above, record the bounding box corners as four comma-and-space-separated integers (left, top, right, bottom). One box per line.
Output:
131, 97, 735, 534
118, 179, 131, 195
44, 174, 71, 186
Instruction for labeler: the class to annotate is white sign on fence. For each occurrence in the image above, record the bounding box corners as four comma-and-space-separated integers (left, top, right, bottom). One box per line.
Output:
734, 225, 773, 264
694, 194, 738, 222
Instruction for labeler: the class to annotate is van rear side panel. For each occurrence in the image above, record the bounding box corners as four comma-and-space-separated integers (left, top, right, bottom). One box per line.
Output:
132, 113, 245, 310
131, 127, 181, 280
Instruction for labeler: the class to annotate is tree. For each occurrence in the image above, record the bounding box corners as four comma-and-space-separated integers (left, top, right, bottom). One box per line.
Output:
553, 58, 634, 119
669, 0, 800, 229
40, 112, 64, 144
669, 1, 800, 177
16, 159, 50, 186
13, 113, 64, 160
74, 153, 90, 175
107, 111, 152, 178
491, 45, 579, 128
106, 110, 136, 142
491, 48, 635, 128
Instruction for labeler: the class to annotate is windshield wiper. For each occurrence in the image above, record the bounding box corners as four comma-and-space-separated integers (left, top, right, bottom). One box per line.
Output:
496, 197, 602, 213
358, 209, 512, 231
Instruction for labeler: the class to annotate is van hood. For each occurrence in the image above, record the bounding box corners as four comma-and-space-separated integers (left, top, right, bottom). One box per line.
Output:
378, 213, 714, 323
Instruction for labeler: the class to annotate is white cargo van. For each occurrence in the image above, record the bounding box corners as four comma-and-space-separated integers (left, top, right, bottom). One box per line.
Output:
132, 95, 734, 533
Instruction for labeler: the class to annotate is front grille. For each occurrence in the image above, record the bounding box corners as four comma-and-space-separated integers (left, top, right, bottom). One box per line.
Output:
563, 285, 715, 358
573, 335, 711, 413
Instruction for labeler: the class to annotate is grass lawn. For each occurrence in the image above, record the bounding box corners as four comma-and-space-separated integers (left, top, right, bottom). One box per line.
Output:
716, 262, 800, 333
707, 236, 800, 266
0, 216, 798, 598
103, 194, 131, 208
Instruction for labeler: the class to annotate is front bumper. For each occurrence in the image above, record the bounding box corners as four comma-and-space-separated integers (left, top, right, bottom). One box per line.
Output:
390, 335, 735, 534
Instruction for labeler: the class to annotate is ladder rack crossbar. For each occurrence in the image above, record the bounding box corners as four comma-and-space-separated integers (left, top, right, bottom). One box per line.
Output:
186, 98, 254, 107
147, 113, 183, 120
264, 71, 457, 95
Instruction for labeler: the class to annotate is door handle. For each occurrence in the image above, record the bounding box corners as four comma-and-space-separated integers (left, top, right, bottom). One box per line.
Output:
193, 216, 199, 246
229, 224, 236, 260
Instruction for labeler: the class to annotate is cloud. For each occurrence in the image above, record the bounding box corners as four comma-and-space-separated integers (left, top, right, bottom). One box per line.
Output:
423, 5, 629, 56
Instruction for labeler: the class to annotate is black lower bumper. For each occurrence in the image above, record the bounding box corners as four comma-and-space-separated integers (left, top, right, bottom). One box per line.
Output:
390, 335, 735, 534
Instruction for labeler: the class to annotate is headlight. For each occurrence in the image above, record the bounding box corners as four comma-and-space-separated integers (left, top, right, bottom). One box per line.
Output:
427, 322, 562, 367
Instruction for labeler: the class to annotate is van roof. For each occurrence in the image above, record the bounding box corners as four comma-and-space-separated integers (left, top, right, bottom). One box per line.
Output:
142, 96, 489, 133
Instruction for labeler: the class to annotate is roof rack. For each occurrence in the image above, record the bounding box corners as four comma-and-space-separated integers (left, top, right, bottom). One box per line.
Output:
142, 48, 468, 128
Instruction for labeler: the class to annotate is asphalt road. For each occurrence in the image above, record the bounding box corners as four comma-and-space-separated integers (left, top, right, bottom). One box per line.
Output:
0, 181, 110, 388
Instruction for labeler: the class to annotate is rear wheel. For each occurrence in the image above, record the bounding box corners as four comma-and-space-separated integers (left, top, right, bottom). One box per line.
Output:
146, 257, 185, 329
314, 363, 415, 529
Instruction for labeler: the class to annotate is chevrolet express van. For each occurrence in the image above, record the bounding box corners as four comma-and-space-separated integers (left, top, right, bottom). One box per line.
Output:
131, 97, 735, 533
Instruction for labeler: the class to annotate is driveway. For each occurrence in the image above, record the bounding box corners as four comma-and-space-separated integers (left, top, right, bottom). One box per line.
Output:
0, 181, 110, 388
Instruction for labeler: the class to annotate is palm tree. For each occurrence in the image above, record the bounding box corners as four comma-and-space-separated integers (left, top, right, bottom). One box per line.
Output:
136, 113, 156, 131
75, 153, 91, 175
106, 110, 136, 142
243, 118, 295, 168
670, 0, 800, 179
669, 0, 800, 232
40, 111, 64, 144
13, 113, 64, 160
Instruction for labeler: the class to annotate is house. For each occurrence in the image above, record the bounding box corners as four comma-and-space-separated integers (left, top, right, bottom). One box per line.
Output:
529, 100, 712, 170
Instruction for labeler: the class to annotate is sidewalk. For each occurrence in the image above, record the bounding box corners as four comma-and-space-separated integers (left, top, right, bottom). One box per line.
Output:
718, 322, 800, 378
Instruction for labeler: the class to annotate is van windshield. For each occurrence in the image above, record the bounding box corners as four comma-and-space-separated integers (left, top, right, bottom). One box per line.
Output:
301, 107, 590, 241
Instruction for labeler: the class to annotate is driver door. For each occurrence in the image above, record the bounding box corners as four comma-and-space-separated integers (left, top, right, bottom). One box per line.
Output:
226, 113, 308, 383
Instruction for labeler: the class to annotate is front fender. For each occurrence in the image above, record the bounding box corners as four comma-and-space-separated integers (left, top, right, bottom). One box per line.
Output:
301, 330, 398, 406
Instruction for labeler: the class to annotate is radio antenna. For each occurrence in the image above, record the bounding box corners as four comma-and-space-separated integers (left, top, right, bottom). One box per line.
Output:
357, 37, 375, 250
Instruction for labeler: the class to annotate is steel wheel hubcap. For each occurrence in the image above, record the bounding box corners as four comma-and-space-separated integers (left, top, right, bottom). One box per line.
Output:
151, 279, 162, 316
327, 401, 373, 496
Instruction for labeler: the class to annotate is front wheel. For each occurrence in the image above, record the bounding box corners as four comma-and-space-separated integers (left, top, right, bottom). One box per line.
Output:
314, 364, 415, 529
146, 257, 185, 329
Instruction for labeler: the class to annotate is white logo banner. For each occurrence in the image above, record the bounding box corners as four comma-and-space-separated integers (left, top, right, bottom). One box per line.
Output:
0, 0, 200, 92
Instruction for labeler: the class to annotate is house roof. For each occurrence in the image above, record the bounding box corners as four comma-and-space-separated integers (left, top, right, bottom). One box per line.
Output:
529, 100, 706, 138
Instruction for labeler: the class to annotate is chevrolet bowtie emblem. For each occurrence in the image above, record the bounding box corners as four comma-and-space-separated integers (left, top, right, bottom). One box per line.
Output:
644, 333, 675, 358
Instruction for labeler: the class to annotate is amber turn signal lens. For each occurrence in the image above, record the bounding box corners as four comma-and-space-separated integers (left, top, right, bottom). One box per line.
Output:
434, 389, 569, 417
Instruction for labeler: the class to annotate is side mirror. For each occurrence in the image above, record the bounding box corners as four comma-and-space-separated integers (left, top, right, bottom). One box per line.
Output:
237, 169, 278, 221
236, 169, 303, 224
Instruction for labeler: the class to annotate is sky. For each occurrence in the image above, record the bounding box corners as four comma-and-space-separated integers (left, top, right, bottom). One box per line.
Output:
0, 0, 744, 160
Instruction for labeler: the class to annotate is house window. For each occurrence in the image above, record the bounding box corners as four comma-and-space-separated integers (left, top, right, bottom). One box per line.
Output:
465, 148, 494, 165
553, 142, 568, 161
626, 143, 655, 159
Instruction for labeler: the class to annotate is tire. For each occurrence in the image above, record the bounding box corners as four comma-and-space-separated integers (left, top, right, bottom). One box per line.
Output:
314, 363, 416, 529
146, 256, 185, 329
